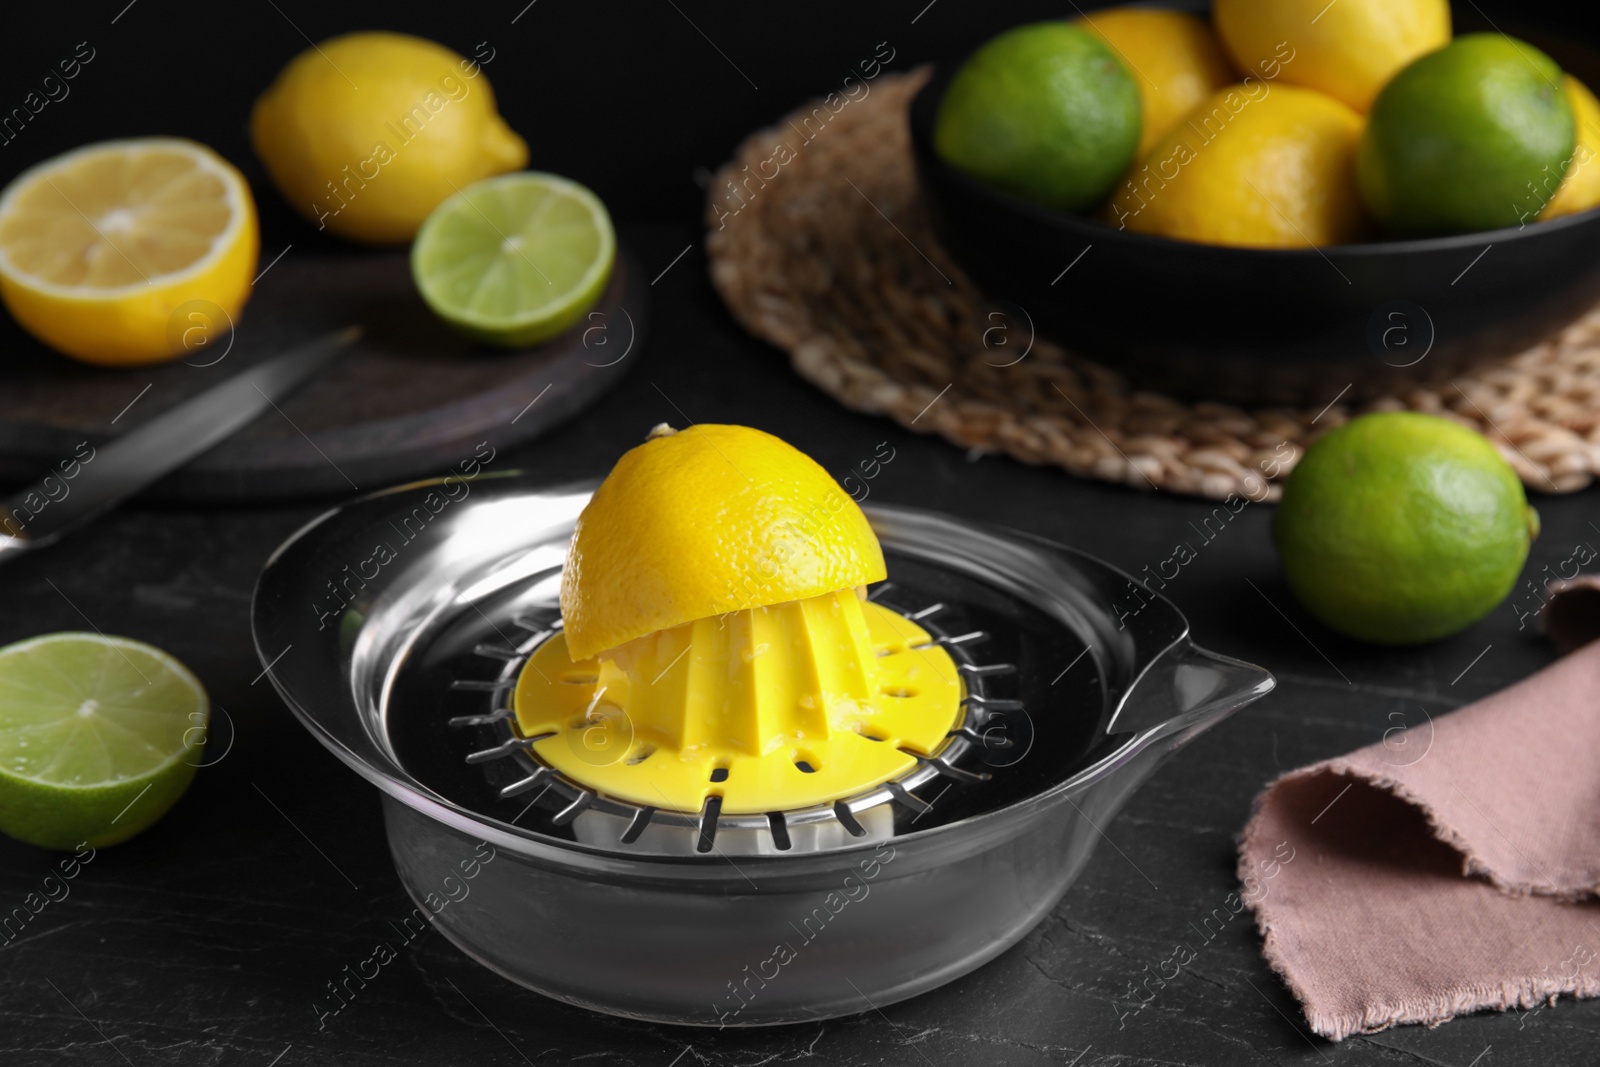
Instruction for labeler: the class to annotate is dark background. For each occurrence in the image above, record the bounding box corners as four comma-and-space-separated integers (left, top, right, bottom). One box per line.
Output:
1, 2, 1599, 1065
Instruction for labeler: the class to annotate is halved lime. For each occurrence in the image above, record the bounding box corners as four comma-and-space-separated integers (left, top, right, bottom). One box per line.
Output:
411, 172, 616, 348
0, 633, 207, 849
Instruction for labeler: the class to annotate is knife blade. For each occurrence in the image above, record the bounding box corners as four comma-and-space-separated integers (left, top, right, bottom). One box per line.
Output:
0, 325, 360, 559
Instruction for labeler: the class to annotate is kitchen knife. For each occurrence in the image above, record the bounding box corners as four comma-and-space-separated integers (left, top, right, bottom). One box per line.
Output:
0, 325, 360, 560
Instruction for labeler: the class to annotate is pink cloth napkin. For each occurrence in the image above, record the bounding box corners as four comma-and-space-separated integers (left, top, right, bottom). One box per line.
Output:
1239, 628, 1600, 1040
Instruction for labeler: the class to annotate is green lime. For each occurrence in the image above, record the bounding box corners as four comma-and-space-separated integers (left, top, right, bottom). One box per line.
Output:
411, 172, 615, 348
934, 22, 1142, 212
1357, 33, 1575, 234
1273, 413, 1538, 645
0, 633, 207, 849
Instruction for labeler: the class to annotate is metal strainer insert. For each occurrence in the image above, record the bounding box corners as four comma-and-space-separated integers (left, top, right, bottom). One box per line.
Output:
446, 584, 1006, 856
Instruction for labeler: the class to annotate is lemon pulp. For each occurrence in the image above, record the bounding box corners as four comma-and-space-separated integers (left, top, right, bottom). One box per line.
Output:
0, 137, 257, 365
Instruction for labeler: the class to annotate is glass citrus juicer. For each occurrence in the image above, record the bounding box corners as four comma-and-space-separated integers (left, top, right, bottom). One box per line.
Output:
252, 424, 1273, 1026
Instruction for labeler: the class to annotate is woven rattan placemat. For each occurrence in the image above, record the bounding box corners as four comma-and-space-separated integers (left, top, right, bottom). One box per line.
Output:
705, 69, 1600, 500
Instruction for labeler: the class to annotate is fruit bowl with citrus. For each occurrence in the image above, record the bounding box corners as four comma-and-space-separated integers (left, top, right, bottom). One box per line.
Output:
909, 2, 1600, 403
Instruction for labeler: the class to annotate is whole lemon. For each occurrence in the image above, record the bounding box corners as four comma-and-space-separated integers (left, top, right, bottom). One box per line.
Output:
251, 32, 528, 245
1358, 34, 1574, 235
1540, 75, 1600, 221
1214, 0, 1450, 112
1078, 7, 1235, 155
1273, 412, 1538, 646
1108, 83, 1366, 248
934, 22, 1142, 212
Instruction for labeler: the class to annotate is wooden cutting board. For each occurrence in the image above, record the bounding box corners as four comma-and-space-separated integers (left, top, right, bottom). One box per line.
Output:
0, 248, 645, 500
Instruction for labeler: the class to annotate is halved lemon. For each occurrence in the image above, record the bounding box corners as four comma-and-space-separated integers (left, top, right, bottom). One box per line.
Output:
559, 424, 886, 660
0, 137, 258, 366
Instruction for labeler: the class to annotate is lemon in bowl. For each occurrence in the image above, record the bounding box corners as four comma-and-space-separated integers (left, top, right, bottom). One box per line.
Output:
251, 31, 528, 245
1214, 0, 1451, 112
1077, 7, 1235, 156
1541, 75, 1600, 221
1108, 83, 1367, 248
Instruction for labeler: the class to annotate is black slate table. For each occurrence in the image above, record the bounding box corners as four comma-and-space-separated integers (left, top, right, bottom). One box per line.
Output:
4, 2, 1600, 1064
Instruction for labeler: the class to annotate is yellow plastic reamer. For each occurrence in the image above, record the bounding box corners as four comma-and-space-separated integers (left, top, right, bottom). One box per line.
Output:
514, 588, 964, 813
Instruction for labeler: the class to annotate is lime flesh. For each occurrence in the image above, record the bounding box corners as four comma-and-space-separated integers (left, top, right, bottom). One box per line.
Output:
0, 633, 206, 849
411, 172, 615, 348
1273, 413, 1537, 645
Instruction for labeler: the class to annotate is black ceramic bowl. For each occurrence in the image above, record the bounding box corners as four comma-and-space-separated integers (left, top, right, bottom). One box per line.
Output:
908, 18, 1600, 406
